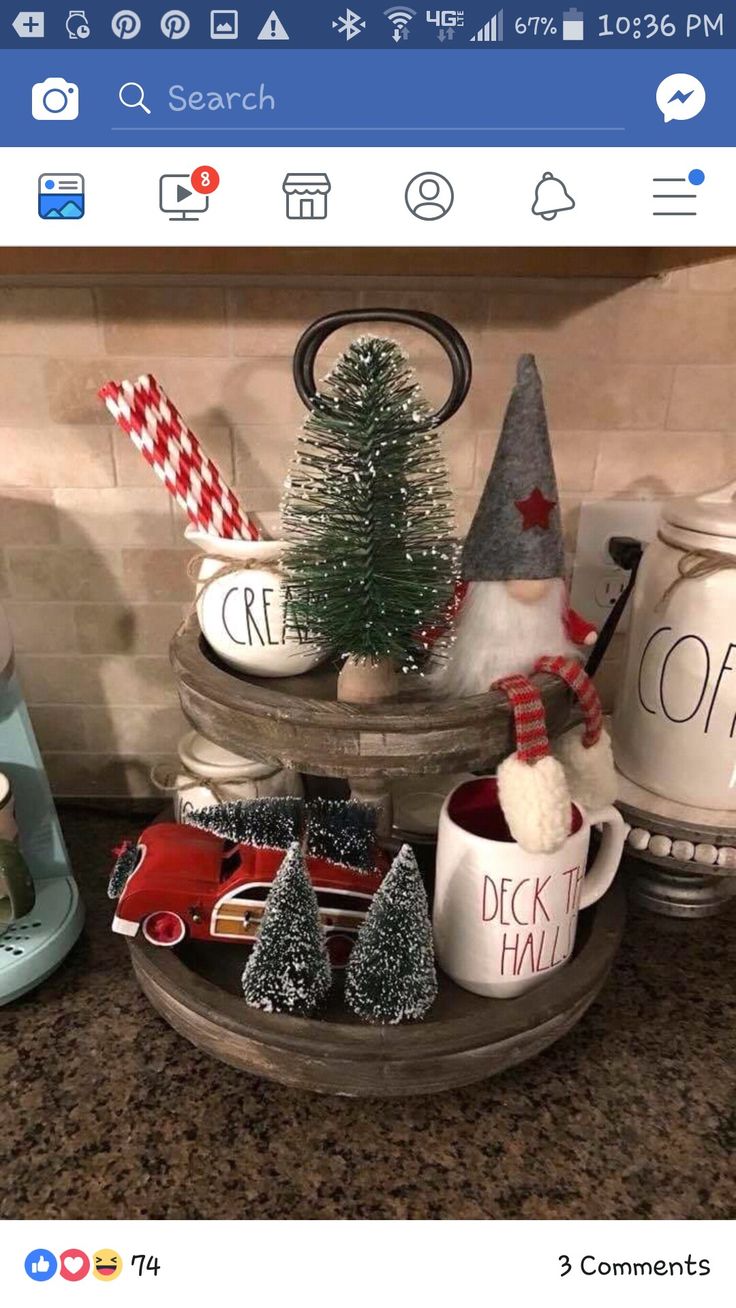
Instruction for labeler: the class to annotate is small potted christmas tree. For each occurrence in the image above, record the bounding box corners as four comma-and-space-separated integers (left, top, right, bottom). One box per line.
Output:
345, 843, 437, 1024
282, 335, 456, 703
241, 842, 332, 1016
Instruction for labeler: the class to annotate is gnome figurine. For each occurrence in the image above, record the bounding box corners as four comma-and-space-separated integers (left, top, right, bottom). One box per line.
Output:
432, 354, 616, 853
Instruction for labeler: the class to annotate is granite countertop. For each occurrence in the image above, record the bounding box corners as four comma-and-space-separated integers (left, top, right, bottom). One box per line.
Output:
2, 808, 734, 1221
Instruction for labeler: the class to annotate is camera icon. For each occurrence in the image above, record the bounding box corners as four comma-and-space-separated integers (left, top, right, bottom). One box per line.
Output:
32, 78, 79, 121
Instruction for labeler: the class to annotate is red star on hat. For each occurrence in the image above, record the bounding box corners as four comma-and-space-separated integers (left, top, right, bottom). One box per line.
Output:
515, 487, 557, 531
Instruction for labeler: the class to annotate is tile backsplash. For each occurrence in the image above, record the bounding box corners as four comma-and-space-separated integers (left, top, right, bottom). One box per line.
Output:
1, 261, 734, 795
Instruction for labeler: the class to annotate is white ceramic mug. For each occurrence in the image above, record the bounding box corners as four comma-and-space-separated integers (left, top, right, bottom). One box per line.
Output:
434, 776, 625, 998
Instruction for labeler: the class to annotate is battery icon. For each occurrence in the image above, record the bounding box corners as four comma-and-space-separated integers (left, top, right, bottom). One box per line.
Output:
562, 7, 584, 39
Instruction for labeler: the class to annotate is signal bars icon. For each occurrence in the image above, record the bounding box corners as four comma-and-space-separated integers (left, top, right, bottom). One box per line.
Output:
471, 9, 504, 41
384, 6, 416, 41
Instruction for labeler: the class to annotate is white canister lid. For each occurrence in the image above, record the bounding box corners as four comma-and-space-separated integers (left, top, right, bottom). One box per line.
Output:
662, 477, 736, 546
177, 731, 280, 782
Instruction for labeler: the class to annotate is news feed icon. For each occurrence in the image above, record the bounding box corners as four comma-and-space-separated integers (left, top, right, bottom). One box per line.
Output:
38, 173, 85, 219
32, 78, 79, 120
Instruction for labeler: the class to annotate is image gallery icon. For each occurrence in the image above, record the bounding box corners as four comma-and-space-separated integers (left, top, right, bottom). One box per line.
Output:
210, 8, 237, 38
32, 78, 79, 120
38, 173, 84, 219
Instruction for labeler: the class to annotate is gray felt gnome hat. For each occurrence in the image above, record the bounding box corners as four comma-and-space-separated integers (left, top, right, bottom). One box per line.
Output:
461, 354, 565, 582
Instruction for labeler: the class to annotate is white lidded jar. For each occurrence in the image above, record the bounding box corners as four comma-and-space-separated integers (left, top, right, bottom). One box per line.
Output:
172, 730, 303, 824
187, 527, 325, 677
614, 479, 736, 810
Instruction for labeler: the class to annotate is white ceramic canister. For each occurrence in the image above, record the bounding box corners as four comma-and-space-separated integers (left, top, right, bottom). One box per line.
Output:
434, 777, 624, 999
187, 526, 325, 677
0, 772, 17, 843
614, 480, 736, 810
172, 730, 304, 824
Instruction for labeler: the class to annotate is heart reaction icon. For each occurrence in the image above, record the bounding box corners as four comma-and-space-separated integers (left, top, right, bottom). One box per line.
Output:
60, 1249, 90, 1282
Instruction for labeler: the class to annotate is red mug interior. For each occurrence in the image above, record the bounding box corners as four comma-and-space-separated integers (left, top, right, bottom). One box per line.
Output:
447, 777, 583, 843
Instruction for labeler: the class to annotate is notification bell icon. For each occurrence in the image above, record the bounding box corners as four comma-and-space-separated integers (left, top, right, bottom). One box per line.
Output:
532, 171, 575, 221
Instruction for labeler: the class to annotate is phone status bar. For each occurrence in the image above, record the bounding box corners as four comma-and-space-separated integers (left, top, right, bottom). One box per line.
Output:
6, 3, 735, 49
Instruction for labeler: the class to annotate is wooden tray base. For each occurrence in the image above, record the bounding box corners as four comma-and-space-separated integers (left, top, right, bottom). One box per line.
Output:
129, 881, 625, 1098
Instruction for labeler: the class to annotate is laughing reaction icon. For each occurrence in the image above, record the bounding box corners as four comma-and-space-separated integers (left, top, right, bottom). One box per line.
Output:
93, 1250, 122, 1281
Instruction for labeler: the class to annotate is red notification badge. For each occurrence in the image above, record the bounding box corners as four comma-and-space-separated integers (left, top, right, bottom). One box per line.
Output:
191, 166, 220, 195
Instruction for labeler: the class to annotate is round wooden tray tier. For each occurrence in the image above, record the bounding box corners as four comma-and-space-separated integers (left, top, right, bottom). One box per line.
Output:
129, 881, 625, 1097
171, 614, 574, 779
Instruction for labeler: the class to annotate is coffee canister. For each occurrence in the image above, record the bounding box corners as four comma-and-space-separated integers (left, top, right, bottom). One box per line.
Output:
171, 731, 304, 824
614, 479, 736, 810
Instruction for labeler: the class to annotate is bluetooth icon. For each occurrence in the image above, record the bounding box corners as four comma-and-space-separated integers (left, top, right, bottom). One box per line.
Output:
332, 8, 366, 40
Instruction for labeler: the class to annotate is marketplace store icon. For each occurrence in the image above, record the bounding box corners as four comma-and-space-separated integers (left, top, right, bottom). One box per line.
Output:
283, 173, 331, 219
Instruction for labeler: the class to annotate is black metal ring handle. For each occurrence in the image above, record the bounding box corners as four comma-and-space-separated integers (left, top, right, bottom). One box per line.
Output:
293, 307, 472, 426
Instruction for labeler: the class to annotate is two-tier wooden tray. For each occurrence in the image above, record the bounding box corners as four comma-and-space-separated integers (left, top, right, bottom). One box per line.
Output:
121, 617, 627, 1095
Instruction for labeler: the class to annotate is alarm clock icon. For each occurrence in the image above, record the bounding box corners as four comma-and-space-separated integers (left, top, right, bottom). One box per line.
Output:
66, 9, 91, 38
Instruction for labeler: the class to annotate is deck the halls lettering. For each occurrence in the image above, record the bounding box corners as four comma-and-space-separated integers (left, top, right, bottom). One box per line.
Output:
481, 864, 583, 979
614, 478, 736, 811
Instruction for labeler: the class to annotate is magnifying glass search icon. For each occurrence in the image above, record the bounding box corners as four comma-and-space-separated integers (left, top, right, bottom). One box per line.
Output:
119, 81, 151, 114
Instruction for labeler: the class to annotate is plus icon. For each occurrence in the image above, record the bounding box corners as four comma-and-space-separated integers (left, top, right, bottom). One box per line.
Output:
12, 11, 46, 38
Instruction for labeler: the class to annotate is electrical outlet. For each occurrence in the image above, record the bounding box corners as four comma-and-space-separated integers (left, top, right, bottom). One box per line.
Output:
570, 500, 662, 634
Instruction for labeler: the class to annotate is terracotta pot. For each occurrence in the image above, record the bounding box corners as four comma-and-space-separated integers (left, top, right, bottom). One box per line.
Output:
187, 527, 325, 678
434, 776, 624, 998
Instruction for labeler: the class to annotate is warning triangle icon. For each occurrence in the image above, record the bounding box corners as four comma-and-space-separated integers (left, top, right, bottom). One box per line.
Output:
257, 9, 289, 40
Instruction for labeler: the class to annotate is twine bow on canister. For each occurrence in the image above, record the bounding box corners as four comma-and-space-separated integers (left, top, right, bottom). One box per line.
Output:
656, 537, 736, 610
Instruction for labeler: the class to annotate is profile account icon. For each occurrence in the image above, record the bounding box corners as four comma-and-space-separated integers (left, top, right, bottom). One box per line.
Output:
405, 171, 454, 220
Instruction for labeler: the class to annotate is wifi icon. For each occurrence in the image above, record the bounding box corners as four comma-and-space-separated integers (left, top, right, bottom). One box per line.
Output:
384, 6, 416, 42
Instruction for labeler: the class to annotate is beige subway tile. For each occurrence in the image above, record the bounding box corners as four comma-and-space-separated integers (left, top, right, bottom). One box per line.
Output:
614, 292, 734, 363
0, 553, 9, 598
54, 488, 175, 546
114, 424, 234, 487
441, 425, 476, 492
234, 425, 295, 490
7, 548, 122, 601
83, 704, 187, 753
99, 287, 228, 356
0, 489, 59, 544
121, 549, 193, 601
668, 366, 736, 430
223, 359, 305, 425
0, 360, 49, 424
0, 427, 114, 488
230, 287, 362, 356
18, 654, 177, 706
594, 431, 729, 495
28, 705, 86, 752
44, 752, 176, 797
688, 258, 736, 292
351, 289, 489, 360
74, 602, 184, 655
47, 356, 228, 426
0, 288, 99, 355
543, 362, 673, 430
484, 289, 621, 360
3, 602, 77, 654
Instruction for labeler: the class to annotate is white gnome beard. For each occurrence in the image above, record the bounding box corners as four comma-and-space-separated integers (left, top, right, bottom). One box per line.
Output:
431, 577, 579, 697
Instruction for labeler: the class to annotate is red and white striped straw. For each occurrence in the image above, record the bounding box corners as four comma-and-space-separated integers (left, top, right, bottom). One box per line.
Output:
99, 374, 261, 541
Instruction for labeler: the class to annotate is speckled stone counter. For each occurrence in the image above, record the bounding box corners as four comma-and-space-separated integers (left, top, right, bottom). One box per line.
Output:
3, 808, 734, 1220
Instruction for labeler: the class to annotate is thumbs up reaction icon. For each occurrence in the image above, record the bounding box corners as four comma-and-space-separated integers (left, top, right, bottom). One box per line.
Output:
25, 1249, 58, 1281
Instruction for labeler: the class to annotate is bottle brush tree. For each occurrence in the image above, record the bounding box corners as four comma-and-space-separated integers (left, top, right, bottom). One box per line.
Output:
345, 843, 437, 1024
282, 336, 456, 702
187, 797, 304, 849
241, 842, 332, 1016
